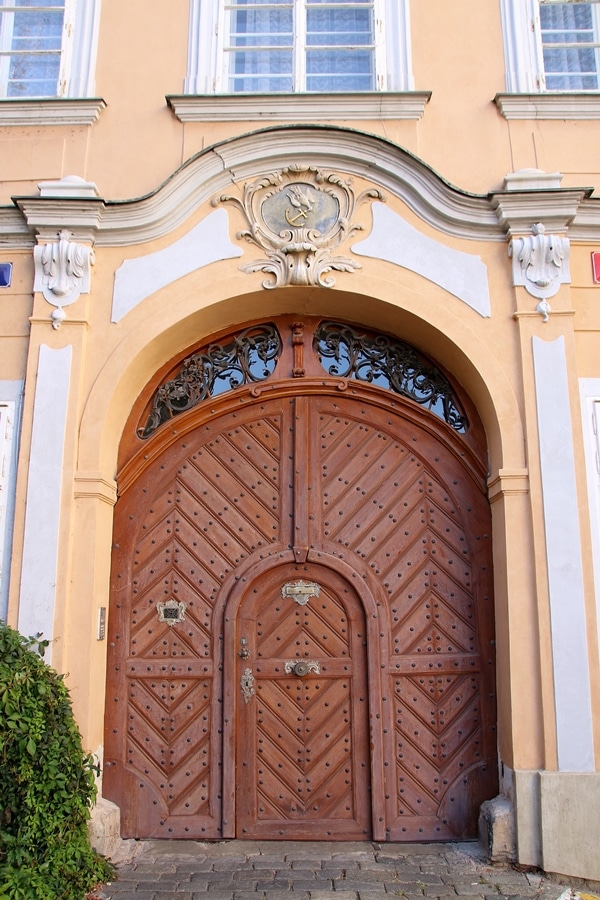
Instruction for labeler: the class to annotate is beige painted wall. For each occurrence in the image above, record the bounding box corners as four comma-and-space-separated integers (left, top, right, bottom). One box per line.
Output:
1, 0, 599, 876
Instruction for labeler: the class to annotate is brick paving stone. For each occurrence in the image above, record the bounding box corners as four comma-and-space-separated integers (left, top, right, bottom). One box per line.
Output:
338, 883, 395, 893
154, 894, 195, 900
103, 894, 156, 900
98, 839, 577, 899
498, 885, 538, 893
233, 893, 310, 900
189, 874, 217, 884
421, 888, 460, 898
454, 887, 496, 896
356, 892, 390, 900
308, 892, 347, 900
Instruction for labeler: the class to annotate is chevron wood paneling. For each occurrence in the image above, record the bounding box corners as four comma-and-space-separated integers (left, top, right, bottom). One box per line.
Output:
106, 357, 495, 841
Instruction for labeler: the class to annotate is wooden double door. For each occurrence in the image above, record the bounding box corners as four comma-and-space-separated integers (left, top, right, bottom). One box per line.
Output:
104, 380, 497, 841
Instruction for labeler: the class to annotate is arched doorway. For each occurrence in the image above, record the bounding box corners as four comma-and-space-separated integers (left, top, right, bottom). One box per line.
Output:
103, 316, 497, 841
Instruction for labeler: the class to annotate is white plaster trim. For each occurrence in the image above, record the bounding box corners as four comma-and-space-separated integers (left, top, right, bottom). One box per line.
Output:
352, 203, 491, 316
18, 346, 72, 663
532, 336, 594, 772
579, 378, 600, 667
94, 130, 501, 248
111, 208, 242, 322
69, 0, 102, 97
0, 98, 106, 126
3, 127, 598, 249
499, 0, 542, 93
495, 92, 600, 119
0, 382, 23, 623
167, 92, 430, 122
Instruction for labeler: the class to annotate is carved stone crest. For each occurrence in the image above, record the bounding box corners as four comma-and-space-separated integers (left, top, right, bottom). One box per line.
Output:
213, 165, 385, 289
509, 223, 571, 321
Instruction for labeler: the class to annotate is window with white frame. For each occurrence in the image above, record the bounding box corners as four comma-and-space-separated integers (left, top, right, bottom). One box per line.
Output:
0, 0, 100, 98
186, 0, 413, 94
501, 0, 600, 92
540, 0, 600, 89
223, 0, 377, 93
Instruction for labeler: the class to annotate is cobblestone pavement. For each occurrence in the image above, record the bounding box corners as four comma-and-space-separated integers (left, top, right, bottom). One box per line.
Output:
91, 840, 578, 900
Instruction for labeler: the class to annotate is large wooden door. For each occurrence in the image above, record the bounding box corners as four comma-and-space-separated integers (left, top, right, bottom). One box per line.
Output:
105, 320, 496, 841
233, 562, 371, 839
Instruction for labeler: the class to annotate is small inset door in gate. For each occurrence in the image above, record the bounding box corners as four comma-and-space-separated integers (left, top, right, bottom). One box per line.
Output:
231, 563, 371, 840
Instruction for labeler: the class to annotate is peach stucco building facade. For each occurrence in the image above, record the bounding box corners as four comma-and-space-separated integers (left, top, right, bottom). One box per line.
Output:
0, 0, 599, 881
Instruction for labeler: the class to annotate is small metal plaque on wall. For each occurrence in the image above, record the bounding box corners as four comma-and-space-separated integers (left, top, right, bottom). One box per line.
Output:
281, 580, 321, 605
157, 598, 186, 626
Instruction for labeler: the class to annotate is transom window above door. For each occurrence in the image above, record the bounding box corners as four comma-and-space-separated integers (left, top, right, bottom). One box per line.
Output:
223, 0, 376, 93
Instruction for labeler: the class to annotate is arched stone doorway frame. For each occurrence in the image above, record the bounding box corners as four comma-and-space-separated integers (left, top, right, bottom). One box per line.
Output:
101, 316, 501, 840
50, 123, 540, 826
73, 283, 532, 791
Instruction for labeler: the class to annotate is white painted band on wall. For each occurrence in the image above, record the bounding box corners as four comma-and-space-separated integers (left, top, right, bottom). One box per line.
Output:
111, 208, 242, 322
533, 336, 594, 772
0, 380, 23, 623
579, 377, 600, 666
18, 345, 72, 663
352, 203, 491, 317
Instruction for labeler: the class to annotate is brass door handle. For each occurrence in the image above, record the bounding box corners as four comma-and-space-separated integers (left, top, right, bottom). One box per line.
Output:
284, 660, 320, 677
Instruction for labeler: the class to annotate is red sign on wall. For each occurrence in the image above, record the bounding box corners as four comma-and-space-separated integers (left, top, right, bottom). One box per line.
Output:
592, 252, 600, 284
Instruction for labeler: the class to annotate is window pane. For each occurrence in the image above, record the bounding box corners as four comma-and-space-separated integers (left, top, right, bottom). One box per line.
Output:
307, 8, 373, 46
228, 49, 293, 92
7, 52, 60, 96
308, 0, 371, 4
7, 1, 64, 7
225, 0, 376, 92
229, 8, 293, 46
0, 6, 64, 96
307, 48, 374, 90
229, 0, 290, 4
540, 2, 599, 90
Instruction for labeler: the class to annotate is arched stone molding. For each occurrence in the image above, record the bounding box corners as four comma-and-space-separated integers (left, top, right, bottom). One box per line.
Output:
71, 284, 533, 766
5, 126, 599, 251
78, 287, 524, 482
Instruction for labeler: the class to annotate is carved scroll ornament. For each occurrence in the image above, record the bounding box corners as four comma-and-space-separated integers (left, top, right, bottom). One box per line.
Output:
213, 165, 385, 289
509, 223, 571, 321
33, 229, 95, 328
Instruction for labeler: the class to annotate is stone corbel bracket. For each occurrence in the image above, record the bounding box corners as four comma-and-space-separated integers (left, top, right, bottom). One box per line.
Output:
490, 169, 587, 323
509, 223, 570, 321
15, 175, 104, 328
34, 230, 95, 328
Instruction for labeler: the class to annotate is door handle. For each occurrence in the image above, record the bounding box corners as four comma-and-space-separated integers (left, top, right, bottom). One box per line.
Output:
284, 660, 320, 677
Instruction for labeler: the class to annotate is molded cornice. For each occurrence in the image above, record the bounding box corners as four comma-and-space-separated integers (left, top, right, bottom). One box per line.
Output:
167, 92, 431, 122
0, 98, 106, 126
2, 125, 599, 247
495, 92, 600, 120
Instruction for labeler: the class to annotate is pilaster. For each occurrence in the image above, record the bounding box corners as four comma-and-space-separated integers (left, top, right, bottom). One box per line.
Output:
491, 169, 596, 774
11, 176, 107, 688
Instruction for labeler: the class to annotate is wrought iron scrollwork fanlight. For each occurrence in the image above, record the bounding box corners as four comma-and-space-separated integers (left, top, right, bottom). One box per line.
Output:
315, 321, 468, 433
138, 324, 281, 438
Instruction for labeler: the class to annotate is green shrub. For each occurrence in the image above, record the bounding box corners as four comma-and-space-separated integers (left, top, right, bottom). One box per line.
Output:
0, 623, 114, 900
